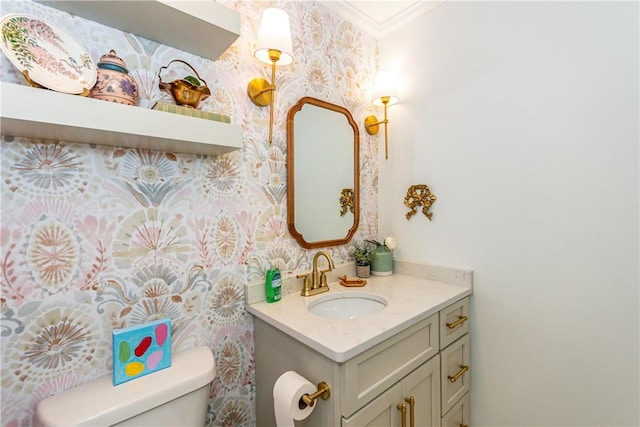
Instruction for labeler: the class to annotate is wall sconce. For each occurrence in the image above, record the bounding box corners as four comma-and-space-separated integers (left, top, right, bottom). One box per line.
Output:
364, 70, 399, 159
247, 8, 294, 144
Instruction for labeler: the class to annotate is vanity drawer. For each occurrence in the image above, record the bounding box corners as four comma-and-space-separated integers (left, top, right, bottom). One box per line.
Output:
439, 297, 469, 350
341, 313, 439, 417
441, 391, 470, 427
441, 334, 470, 415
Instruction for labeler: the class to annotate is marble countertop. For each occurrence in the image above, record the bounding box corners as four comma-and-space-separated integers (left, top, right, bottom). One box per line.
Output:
246, 263, 472, 363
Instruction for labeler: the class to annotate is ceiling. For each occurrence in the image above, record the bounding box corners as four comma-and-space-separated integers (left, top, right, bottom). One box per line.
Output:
320, 0, 444, 38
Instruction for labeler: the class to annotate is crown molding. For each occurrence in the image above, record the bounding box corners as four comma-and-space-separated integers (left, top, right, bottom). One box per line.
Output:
319, 1, 444, 38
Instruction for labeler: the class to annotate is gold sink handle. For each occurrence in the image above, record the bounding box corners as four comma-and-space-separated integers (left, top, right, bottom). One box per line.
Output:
297, 272, 311, 296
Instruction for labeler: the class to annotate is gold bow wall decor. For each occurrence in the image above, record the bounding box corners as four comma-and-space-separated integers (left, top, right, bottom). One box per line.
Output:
339, 188, 355, 216
404, 184, 436, 221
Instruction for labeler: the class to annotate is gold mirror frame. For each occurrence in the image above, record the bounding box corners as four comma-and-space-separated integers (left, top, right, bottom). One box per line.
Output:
286, 97, 360, 249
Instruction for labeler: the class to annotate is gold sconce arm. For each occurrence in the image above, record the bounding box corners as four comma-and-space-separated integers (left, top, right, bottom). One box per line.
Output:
364, 97, 391, 159
247, 49, 282, 144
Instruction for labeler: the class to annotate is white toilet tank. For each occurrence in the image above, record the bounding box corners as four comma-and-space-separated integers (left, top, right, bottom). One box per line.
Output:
35, 346, 216, 427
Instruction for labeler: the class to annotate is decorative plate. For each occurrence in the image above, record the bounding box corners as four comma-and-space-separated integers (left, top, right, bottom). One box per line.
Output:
0, 14, 97, 94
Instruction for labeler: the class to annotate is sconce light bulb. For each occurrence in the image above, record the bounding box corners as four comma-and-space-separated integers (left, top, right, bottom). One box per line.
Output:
372, 70, 399, 106
254, 8, 294, 66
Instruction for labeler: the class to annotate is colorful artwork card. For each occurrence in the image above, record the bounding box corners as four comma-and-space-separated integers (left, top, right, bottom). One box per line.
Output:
112, 318, 172, 386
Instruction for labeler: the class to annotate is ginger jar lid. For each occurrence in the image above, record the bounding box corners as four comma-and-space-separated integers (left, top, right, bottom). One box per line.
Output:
97, 49, 129, 73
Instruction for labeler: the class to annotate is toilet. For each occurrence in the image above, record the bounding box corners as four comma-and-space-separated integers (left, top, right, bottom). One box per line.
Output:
34, 346, 216, 427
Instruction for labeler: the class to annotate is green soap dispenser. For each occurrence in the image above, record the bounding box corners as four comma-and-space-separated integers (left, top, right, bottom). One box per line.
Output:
265, 268, 282, 303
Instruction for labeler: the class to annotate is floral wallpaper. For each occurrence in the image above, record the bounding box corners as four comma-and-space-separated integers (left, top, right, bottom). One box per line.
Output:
0, 0, 379, 425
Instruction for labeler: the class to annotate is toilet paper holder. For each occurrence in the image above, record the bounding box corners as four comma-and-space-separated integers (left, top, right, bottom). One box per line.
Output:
298, 381, 331, 409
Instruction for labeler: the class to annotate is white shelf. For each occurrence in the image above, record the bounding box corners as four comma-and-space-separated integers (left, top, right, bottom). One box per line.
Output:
4, 1, 243, 155
1, 82, 243, 156
34, 0, 241, 61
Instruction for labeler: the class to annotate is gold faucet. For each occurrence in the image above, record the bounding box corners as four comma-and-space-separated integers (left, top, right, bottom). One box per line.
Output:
297, 251, 335, 296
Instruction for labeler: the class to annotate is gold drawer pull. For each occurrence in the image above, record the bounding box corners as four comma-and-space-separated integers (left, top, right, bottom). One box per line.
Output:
405, 396, 415, 427
448, 364, 469, 383
397, 403, 407, 427
446, 315, 469, 329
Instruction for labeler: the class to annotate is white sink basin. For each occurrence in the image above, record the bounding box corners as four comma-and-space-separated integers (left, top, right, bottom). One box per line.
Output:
308, 292, 387, 319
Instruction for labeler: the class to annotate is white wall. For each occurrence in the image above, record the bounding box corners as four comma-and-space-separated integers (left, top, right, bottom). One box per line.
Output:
378, 2, 639, 426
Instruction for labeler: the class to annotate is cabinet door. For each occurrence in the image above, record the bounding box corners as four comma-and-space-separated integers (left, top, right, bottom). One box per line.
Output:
343, 383, 403, 427
402, 355, 441, 427
441, 335, 470, 414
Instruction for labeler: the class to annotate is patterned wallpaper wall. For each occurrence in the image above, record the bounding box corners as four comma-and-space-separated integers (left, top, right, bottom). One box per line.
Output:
0, 0, 379, 425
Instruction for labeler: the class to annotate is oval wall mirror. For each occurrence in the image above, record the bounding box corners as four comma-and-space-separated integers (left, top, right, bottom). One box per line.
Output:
287, 97, 360, 249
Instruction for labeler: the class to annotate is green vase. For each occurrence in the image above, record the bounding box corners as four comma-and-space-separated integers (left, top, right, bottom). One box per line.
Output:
370, 246, 393, 276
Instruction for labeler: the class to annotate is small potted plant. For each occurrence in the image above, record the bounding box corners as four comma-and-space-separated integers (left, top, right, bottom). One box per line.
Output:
353, 245, 372, 278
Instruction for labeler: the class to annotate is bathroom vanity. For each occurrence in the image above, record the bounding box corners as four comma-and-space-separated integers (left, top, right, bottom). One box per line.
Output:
247, 261, 472, 426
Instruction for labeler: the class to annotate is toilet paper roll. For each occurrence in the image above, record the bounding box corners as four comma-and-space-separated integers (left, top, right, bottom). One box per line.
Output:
273, 371, 316, 427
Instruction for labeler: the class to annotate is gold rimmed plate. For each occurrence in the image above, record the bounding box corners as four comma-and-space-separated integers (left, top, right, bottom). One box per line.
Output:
0, 14, 97, 94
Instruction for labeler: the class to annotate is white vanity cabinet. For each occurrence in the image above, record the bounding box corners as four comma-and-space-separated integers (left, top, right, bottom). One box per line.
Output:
253, 295, 472, 427
343, 297, 472, 427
